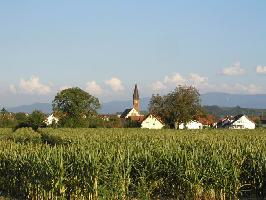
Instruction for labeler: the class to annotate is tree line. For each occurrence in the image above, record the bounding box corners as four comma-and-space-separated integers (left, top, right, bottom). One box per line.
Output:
0, 85, 203, 130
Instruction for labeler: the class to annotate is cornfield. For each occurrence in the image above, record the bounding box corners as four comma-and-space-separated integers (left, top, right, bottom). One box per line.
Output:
0, 128, 266, 199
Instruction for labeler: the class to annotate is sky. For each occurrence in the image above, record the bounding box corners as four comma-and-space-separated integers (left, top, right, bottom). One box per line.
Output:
0, 0, 266, 107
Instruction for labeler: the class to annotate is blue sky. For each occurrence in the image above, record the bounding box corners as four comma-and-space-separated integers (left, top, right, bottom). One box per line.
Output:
0, 0, 266, 107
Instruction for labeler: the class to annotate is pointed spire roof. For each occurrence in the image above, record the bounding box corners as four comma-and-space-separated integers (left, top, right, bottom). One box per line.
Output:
133, 84, 139, 99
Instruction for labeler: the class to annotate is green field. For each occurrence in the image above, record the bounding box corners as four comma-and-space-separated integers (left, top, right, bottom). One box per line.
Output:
0, 128, 266, 199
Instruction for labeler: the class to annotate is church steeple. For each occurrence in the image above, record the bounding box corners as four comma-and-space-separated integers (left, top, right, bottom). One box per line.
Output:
133, 84, 140, 112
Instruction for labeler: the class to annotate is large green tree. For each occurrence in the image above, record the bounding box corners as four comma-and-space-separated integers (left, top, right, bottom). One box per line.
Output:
149, 85, 202, 129
52, 87, 100, 127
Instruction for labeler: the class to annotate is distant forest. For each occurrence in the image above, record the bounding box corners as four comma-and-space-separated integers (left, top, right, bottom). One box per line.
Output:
204, 105, 266, 118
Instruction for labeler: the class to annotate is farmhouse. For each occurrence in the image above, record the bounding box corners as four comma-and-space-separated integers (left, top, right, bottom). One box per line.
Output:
45, 114, 59, 125
178, 120, 203, 130
216, 114, 255, 129
228, 115, 255, 129
141, 114, 164, 129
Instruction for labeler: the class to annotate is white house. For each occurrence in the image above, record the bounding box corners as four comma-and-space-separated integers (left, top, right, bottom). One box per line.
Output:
141, 114, 164, 129
120, 108, 141, 119
45, 114, 59, 125
228, 115, 255, 129
179, 120, 203, 130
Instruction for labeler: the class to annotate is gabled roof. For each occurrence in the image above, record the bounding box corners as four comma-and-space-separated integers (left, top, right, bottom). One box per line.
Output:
231, 114, 255, 124
120, 108, 134, 118
231, 114, 244, 123
218, 114, 254, 128
142, 114, 164, 124
216, 116, 234, 128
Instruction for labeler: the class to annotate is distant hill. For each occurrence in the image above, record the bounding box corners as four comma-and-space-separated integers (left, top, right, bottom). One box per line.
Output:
7, 92, 266, 115
100, 93, 266, 114
201, 92, 266, 109
8, 103, 52, 114
203, 105, 266, 118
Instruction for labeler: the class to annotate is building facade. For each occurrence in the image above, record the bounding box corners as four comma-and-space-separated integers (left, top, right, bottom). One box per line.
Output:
141, 114, 164, 129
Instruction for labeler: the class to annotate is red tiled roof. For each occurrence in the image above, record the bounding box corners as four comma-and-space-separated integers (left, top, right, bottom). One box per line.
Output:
128, 116, 145, 122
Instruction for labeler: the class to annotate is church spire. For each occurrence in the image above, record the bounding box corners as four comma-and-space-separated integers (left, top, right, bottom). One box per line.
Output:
133, 84, 140, 112
133, 84, 139, 100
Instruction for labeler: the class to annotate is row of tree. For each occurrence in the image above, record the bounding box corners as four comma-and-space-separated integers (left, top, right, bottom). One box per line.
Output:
0, 85, 203, 130
52, 86, 203, 128
0, 109, 47, 131
0, 109, 124, 130
52, 86, 203, 129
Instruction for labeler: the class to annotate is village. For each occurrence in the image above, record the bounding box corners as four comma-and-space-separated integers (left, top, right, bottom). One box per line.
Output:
2, 1, 266, 198
45, 84, 260, 130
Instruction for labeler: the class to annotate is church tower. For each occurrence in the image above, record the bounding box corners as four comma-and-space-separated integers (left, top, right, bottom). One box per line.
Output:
133, 84, 140, 112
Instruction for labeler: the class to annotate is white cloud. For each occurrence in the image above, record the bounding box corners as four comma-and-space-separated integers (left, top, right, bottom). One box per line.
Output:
151, 73, 208, 92
221, 62, 245, 76
164, 73, 186, 85
86, 81, 103, 96
9, 84, 17, 94
151, 81, 167, 91
150, 73, 185, 92
105, 77, 124, 92
151, 72, 263, 95
256, 65, 266, 74
11, 76, 51, 95
189, 73, 208, 85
